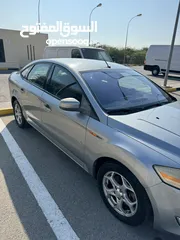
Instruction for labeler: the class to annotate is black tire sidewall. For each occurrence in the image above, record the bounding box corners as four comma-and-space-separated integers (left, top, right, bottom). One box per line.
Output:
152, 67, 159, 76
97, 162, 147, 226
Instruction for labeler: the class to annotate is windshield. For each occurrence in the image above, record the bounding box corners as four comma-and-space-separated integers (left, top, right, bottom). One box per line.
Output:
81, 48, 113, 62
81, 69, 175, 115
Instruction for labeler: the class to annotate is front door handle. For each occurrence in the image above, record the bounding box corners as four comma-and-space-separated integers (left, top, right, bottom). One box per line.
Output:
44, 103, 52, 112
20, 88, 25, 93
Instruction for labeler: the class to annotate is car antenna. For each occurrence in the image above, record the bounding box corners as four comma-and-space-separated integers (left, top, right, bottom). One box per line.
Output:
99, 52, 111, 68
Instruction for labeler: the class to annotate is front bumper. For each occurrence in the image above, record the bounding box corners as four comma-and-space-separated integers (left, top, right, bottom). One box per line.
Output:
147, 182, 180, 236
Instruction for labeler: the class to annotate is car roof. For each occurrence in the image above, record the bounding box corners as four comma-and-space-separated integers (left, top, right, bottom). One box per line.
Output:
34, 58, 129, 72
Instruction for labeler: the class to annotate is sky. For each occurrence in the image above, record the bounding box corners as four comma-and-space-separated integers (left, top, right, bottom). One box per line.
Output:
0, 0, 180, 49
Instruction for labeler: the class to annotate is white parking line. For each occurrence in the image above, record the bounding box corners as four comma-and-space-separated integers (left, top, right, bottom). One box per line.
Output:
0, 118, 79, 240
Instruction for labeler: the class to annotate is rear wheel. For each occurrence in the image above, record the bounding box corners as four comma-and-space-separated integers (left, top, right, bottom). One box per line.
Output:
152, 66, 160, 76
97, 162, 148, 226
13, 100, 28, 128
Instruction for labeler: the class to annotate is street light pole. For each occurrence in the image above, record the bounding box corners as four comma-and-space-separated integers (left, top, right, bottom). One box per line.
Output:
123, 14, 142, 64
163, 0, 180, 87
38, 0, 41, 25
88, 3, 102, 46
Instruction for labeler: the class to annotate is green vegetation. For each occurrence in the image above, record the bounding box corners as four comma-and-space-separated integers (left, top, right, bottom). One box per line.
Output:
101, 45, 148, 65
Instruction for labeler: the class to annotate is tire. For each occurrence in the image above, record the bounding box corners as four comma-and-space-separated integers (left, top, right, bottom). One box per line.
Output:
152, 66, 160, 76
97, 162, 148, 226
13, 100, 28, 128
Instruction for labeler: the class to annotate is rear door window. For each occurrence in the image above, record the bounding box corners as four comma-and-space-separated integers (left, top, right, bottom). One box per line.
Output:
27, 63, 52, 89
21, 65, 34, 79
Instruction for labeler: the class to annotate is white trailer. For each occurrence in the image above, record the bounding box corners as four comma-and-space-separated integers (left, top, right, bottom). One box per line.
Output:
144, 45, 180, 76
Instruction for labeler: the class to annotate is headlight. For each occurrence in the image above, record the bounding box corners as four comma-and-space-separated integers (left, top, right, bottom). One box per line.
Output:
154, 165, 180, 189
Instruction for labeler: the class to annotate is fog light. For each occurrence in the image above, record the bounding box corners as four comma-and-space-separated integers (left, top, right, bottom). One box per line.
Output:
176, 217, 180, 226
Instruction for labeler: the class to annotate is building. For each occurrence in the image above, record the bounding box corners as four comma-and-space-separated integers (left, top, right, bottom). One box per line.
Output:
0, 28, 48, 70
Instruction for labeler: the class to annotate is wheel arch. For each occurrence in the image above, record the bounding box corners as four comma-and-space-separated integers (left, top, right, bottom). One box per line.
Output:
11, 96, 17, 105
93, 156, 154, 220
152, 65, 160, 71
93, 157, 125, 179
153, 65, 160, 68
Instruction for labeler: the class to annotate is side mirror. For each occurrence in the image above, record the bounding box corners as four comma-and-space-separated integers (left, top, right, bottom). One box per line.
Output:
59, 98, 80, 111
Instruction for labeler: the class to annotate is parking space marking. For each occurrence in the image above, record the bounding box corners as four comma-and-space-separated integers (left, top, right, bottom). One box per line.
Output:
0, 118, 79, 240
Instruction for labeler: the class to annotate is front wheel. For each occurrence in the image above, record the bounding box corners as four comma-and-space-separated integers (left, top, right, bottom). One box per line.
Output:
97, 162, 148, 226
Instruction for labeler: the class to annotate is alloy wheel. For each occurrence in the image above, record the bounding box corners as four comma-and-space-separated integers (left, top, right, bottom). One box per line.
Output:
102, 171, 138, 217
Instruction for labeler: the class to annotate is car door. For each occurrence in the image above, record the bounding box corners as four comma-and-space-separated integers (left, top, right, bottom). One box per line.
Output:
40, 64, 91, 168
21, 62, 52, 128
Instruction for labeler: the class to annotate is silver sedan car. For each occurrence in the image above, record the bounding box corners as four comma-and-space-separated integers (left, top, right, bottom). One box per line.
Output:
9, 58, 180, 236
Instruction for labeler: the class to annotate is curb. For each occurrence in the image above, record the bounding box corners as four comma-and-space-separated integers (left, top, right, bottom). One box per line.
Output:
163, 87, 180, 93
0, 108, 13, 117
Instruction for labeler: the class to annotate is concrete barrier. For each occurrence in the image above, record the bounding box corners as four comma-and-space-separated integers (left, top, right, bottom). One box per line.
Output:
0, 108, 13, 116
163, 87, 180, 92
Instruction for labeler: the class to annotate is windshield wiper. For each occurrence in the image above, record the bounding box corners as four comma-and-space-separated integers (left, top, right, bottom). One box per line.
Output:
107, 108, 136, 115
144, 101, 169, 109
107, 101, 169, 115
102, 72, 128, 100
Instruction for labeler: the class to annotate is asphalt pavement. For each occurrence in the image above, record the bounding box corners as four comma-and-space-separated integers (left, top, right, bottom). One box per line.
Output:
0, 67, 180, 240
133, 66, 180, 87
0, 115, 178, 240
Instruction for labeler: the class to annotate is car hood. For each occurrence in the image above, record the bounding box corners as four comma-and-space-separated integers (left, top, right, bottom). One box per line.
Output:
108, 101, 180, 164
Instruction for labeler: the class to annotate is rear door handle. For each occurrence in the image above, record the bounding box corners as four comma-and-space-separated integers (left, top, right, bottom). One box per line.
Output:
44, 103, 52, 112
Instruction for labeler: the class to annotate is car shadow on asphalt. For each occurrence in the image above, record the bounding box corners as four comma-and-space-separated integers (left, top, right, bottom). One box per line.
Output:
0, 118, 178, 240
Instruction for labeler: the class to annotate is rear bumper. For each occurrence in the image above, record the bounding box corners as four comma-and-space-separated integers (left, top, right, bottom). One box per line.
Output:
144, 65, 153, 71
147, 182, 180, 236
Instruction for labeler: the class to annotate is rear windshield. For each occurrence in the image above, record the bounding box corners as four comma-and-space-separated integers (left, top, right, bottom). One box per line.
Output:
81, 48, 113, 62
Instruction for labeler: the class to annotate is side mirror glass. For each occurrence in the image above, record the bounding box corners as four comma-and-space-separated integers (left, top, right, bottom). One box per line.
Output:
59, 98, 80, 111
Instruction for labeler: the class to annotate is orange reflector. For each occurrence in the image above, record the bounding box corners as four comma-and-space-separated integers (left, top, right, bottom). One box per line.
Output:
160, 172, 180, 184
89, 130, 98, 137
